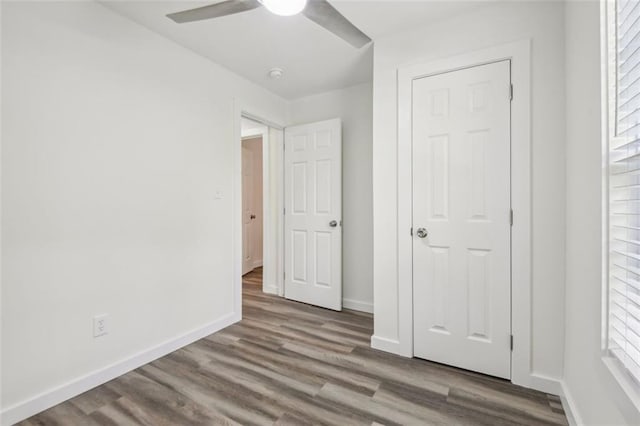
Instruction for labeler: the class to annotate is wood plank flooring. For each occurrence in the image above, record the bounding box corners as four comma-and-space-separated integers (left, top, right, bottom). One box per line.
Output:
19, 268, 568, 425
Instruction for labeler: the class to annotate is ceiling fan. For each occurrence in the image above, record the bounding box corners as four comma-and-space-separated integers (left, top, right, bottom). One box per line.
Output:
166, 0, 372, 48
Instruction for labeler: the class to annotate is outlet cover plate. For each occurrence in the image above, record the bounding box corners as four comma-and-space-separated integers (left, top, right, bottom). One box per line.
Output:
93, 314, 109, 338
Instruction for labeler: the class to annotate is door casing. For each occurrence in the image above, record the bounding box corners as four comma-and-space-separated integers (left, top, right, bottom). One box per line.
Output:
236, 111, 345, 312
391, 40, 536, 390
233, 104, 285, 320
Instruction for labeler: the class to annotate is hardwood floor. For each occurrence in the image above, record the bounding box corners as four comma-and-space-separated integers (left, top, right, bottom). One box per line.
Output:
19, 268, 568, 425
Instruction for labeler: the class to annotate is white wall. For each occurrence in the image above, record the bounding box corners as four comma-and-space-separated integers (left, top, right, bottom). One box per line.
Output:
372, 0, 566, 382
288, 83, 374, 312
563, 1, 637, 424
1, 1, 286, 422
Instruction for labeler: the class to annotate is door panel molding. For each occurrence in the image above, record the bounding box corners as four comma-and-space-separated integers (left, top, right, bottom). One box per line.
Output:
284, 118, 342, 311
388, 40, 533, 389
412, 60, 512, 379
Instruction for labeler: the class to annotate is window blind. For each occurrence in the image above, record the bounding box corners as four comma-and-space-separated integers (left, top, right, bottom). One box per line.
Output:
609, 0, 640, 383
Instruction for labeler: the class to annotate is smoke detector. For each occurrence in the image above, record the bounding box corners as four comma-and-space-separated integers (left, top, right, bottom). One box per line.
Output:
268, 68, 284, 80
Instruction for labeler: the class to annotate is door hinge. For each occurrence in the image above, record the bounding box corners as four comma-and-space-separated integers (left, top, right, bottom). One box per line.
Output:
510, 209, 514, 226
509, 84, 514, 101
510, 335, 514, 351
410, 227, 413, 236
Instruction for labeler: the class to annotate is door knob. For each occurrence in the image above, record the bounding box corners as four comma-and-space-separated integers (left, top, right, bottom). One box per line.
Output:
416, 228, 428, 238
250, 214, 256, 220
329, 220, 338, 227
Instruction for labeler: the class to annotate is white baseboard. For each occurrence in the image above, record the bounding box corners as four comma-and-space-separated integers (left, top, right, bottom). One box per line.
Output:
528, 373, 563, 395
342, 298, 373, 313
263, 284, 279, 295
370, 335, 406, 355
513, 374, 581, 425
1, 312, 240, 426
559, 380, 583, 426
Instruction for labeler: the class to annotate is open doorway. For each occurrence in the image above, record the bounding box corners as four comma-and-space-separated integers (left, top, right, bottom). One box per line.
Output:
237, 113, 344, 312
237, 111, 344, 314
241, 117, 268, 294
238, 114, 285, 302
241, 134, 264, 276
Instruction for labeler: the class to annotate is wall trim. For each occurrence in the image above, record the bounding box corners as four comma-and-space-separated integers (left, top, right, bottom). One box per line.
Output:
393, 39, 534, 387
529, 373, 563, 395
1, 312, 240, 426
559, 380, 583, 426
510, 374, 581, 425
371, 335, 409, 355
235, 100, 286, 302
524, 375, 581, 426
343, 298, 373, 313
263, 284, 279, 295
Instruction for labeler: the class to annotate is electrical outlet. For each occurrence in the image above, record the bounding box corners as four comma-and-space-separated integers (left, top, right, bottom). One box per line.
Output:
93, 314, 109, 338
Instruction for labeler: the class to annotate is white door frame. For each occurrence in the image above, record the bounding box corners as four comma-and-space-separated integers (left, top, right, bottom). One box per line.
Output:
397, 40, 533, 389
233, 101, 285, 320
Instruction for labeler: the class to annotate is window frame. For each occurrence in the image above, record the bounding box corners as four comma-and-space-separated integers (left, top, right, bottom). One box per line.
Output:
602, 0, 640, 412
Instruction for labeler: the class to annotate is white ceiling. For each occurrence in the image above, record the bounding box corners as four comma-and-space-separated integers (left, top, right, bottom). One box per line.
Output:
331, 0, 484, 39
103, 1, 483, 100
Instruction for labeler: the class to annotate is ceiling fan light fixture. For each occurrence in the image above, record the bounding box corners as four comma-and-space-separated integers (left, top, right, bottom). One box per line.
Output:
260, 0, 307, 16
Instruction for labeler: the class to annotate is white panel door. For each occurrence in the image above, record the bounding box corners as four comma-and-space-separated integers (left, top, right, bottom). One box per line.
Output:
284, 119, 342, 310
242, 145, 254, 275
412, 61, 511, 379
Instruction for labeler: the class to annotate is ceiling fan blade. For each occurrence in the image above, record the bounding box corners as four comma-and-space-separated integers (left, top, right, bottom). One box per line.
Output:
302, 0, 371, 48
167, 0, 261, 23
